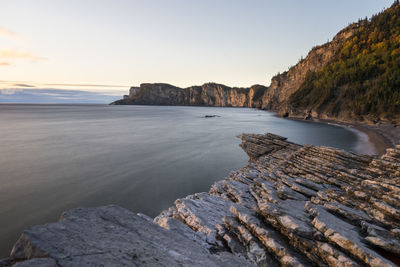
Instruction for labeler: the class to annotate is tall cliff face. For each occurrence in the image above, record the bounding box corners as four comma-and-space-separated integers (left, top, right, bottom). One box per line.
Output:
261, 26, 357, 114
112, 83, 267, 108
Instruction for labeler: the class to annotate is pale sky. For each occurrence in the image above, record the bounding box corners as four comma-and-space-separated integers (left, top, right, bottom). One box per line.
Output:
0, 0, 393, 94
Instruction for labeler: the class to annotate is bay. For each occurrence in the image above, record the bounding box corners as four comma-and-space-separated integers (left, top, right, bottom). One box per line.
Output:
0, 104, 371, 256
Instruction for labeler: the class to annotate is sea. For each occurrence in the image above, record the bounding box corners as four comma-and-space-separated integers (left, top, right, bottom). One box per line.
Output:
0, 104, 375, 257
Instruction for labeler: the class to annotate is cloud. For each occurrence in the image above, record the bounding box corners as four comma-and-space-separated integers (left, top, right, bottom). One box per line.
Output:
0, 27, 41, 64
0, 80, 128, 88
0, 88, 20, 95
0, 88, 121, 103
44, 83, 129, 88
0, 81, 128, 95
0, 49, 43, 61
0, 26, 22, 41
13, 83, 35, 87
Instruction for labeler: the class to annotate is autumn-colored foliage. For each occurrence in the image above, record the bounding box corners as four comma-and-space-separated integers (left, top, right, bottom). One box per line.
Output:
290, 1, 400, 121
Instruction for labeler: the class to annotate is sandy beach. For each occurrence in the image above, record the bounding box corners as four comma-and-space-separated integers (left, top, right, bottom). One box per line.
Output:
313, 119, 399, 155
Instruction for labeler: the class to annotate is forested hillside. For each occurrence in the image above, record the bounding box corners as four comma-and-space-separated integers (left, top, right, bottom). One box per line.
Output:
289, 1, 400, 122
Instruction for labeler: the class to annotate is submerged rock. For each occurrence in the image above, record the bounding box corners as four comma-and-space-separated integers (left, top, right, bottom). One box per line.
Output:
4, 133, 400, 266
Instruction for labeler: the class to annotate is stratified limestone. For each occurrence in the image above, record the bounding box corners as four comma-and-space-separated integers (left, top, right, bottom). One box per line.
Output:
4, 133, 400, 266
8, 205, 251, 267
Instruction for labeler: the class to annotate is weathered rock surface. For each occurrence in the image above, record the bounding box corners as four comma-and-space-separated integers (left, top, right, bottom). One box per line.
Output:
6, 205, 252, 266
111, 83, 267, 109
3, 133, 400, 266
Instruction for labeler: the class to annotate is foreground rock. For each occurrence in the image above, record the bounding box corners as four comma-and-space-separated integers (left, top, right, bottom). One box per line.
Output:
4, 133, 400, 266
6, 206, 250, 266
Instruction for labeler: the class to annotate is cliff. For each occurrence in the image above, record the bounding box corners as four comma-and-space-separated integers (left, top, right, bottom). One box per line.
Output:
259, 24, 358, 114
3, 133, 400, 266
112, 83, 267, 108
112, 2, 400, 125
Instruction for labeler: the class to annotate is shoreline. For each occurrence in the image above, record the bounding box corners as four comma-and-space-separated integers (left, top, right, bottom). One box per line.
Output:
282, 115, 398, 155
348, 123, 391, 155
316, 120, 390, 155
315, 119, 399, 155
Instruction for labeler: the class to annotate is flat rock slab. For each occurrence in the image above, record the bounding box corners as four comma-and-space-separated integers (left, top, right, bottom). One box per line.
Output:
9, 205, 252, 267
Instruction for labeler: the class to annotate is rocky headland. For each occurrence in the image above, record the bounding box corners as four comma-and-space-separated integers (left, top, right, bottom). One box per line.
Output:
111, 22, 356, 119
112, 83, 268, 109
2, 133, 400, 266
112, 2, 400, 147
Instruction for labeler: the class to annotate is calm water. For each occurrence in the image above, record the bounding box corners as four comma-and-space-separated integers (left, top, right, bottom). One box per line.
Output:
0, 104, 371, 257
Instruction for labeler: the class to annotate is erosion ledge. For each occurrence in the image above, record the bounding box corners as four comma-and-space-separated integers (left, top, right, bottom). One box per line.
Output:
2, 133, 400, 266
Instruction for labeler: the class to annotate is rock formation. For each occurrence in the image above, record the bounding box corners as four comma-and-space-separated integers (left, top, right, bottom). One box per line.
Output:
112, 83, 267, 108
259, 25, 358, 115
3, 133, 400, 266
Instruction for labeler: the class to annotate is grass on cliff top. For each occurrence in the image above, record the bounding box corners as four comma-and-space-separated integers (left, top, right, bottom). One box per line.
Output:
289, 1, 400, 122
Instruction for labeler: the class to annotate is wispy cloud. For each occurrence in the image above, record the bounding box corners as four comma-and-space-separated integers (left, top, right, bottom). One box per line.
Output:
0, 48, 43, 61
0, 88, 121, 103
0, 89, 19, 95
13, 83, 35, 87
0, 26, 22, 41
0, 27, 42, 65
44, 83, 129, 88
0, 80, 128, 88
0, 80, 128, 96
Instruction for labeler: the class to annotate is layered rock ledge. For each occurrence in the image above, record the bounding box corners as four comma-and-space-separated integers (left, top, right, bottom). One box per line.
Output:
2, 133, 400, 266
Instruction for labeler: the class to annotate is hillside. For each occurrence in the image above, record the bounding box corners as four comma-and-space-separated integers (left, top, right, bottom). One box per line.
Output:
288, 1, 400, 123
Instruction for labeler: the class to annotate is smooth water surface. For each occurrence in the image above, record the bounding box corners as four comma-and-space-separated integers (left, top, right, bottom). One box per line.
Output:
0, 104, 367, 256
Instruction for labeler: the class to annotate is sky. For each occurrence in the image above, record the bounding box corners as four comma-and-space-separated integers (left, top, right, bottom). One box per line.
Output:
0, 0, 394, 101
